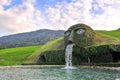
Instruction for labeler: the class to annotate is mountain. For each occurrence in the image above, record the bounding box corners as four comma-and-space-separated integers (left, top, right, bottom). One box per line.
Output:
0, 29, 65, 48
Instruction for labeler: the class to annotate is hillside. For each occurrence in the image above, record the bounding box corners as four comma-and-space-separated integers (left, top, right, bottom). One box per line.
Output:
96, 30, 120, 39
0, 45, 42, 66
94, 30, 120, 45
0, 37, 64, 66
25, 37, 64, 64
0, 29, 64, 48
0, 30, 119, 65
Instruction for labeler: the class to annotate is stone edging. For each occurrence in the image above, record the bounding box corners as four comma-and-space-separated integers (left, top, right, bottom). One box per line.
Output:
0, 65, 120, 71
79, 66, 120, 71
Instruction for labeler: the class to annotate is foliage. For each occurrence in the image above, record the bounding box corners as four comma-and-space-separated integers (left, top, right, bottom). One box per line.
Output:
38, 50, 65, 65
73, 44, 120, 63
64, 24, 95, 47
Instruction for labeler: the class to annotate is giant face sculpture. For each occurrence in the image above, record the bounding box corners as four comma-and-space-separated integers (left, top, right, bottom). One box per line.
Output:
64, 24, 95, 47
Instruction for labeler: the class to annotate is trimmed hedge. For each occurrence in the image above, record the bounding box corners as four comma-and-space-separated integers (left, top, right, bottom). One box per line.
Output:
38, 44, 120, 65
73, 44, 120, 56
38, 50, 65, 65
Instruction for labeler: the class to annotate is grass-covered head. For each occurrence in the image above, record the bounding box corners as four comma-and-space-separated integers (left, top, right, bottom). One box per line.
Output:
64, 24, 95, 47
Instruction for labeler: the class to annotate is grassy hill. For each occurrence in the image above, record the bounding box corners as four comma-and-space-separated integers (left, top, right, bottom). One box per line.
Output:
0, 45, 42, 66
25, 37, 64, 64
0, 30, 119, 66
94, 30, 120, 45
96, 30, 120, 39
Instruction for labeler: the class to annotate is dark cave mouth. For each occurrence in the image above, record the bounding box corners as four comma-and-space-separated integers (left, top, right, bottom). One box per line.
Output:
112, 51, 120, 62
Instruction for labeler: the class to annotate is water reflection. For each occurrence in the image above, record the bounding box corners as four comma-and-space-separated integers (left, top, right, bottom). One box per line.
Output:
65, 69, 73, 80
115, 74, 120, 80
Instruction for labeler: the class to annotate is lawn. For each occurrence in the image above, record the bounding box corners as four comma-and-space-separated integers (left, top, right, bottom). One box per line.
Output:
0, 45, 42, 66
96, 30, 120, 39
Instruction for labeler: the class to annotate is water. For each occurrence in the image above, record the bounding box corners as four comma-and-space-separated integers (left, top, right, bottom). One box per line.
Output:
0, 67, 120, 80
64, 44, 76, 69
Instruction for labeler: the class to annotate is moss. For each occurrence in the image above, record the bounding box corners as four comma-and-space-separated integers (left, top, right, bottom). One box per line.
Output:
64, 24, 95, 47
38, 50, 65, 65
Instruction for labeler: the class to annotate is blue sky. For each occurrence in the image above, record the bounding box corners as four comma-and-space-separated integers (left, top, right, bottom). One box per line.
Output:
90, 0, 104, 15
3, 0, 23, 10
4, 0, 72, 11
35, 0, 72, 10
0, 0, 120, 37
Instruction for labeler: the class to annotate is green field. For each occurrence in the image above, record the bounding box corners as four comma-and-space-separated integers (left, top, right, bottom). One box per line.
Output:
94, 30, 120, 45
0, 45, 42, 66
0, 30, 120, 66
96, 30, 120, 39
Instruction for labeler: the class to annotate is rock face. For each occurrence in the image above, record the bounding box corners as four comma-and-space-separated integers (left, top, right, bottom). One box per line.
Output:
64, 24, 95, 48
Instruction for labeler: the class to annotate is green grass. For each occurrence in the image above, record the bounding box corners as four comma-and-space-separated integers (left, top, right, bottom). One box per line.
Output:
94, 30, 120, 45
96, 30, 120, 39
26, 37, 64, 64
0, 45, 42, 66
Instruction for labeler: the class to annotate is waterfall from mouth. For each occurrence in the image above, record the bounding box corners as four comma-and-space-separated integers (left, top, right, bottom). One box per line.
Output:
63, 44, 76, 69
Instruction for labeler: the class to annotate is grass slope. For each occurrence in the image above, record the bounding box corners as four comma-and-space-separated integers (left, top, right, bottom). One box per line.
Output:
94, 30, 120, 45
0, 45, 42, 66
96, 30, 120, 39
25, 37, 64, 64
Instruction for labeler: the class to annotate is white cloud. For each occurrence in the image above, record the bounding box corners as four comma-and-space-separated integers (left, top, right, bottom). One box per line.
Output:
45, 0, 85, 30
0, 0, 120, 36
89, 0, 120, 30
0, 0, 46, 35
0, 0, 11, 7
45, 0, 120, 30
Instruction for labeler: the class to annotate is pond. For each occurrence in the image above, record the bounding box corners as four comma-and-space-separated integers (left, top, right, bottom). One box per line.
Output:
0, 67, 120, 80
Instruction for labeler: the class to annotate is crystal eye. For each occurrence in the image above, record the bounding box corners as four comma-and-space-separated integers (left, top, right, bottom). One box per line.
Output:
64, 31, 70, 36
76, 29, 85, 34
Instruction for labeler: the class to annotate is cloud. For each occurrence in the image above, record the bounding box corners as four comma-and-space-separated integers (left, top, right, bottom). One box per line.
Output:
0, 0, 120, 36
45, 0, 85, 30
45, 0, 120, 30
0, 0, 46, 35
89, 0, 120, 30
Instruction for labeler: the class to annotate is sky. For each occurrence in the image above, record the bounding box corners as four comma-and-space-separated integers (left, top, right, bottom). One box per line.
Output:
0, 0, 120, 37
